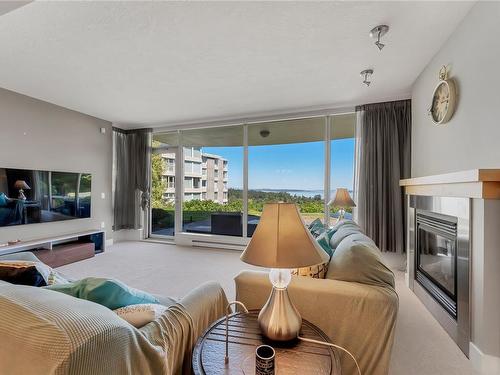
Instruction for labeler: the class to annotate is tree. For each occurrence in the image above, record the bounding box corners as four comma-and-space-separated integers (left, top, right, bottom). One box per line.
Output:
151, 141, 168, 209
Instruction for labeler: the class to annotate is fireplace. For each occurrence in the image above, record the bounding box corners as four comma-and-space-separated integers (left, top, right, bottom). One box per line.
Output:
416, 212, 457, 318
408, 195, 470, 356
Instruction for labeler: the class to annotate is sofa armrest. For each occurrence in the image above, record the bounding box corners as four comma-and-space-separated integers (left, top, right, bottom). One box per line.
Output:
235, 270, 398, 375
179, 281, 229, 341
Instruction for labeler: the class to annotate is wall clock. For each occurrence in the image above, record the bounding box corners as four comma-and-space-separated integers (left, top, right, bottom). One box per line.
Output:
428, 66, 457, 125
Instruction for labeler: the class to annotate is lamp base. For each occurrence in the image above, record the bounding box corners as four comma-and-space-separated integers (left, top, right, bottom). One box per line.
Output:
258, 286, 302, 342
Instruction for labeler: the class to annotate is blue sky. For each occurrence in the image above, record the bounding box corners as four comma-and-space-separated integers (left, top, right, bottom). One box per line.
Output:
205, 138, 354, 191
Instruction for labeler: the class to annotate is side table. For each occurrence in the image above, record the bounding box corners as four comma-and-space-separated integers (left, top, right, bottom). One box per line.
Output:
193, 310, 341, 374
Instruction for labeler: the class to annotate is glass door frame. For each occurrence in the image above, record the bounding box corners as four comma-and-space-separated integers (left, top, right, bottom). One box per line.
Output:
148, 109, 355, 245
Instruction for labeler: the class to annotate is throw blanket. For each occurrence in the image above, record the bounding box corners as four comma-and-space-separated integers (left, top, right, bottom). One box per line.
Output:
0, 281, 227, 375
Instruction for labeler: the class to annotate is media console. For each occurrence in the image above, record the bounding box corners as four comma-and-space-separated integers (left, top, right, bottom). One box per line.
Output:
0, 229, 105, 267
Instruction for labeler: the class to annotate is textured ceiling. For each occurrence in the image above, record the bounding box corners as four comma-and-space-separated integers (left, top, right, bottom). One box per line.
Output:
0, 1, 474, 128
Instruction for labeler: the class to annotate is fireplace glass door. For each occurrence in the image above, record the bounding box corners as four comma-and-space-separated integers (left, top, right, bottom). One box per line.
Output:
416, 215, 457, 301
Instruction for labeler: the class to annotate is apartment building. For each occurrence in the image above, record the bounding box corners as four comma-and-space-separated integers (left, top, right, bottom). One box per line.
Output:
161, 146, 228, 204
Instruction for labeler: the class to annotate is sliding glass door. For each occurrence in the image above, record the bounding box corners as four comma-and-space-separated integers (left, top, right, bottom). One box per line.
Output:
150, 133, 179, 238
149, 113, 355, 242
180, 126, 244, 237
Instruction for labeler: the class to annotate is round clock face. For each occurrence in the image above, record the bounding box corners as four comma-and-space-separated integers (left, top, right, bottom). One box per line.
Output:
430, 80, 455, 124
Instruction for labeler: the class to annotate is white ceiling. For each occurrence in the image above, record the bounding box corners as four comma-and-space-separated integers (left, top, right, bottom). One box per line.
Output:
0, 1, 474, 128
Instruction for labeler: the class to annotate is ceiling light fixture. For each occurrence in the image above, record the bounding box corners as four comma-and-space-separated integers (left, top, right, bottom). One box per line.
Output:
370, 25, 389, 51
360, 69, 373, 86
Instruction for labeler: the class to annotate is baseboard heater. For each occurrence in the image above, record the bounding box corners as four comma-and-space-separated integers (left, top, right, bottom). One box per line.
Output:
191, 239, 246, 251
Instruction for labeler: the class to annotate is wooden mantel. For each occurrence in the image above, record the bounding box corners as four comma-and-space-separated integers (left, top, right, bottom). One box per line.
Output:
399, 169, 500, 199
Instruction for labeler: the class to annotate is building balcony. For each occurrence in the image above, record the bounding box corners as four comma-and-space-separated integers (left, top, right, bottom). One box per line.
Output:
184, 187, 203, 193
184, 170, 203, 178
184, 155, 203, 162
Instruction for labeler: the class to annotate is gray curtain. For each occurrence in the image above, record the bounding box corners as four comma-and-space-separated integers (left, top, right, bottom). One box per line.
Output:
356, 100, 411, 253
113, 127, 152, 230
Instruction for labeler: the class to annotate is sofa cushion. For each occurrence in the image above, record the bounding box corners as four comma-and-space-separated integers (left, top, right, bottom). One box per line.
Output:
45, 277, 160, 310
326, 237, 395, 288
329, 221, 363, 249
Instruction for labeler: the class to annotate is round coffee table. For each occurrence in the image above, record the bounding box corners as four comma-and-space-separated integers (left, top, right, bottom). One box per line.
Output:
193, 310, 341, 374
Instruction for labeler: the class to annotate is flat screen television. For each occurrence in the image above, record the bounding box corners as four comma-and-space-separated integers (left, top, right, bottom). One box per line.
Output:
0, 168, 91, 227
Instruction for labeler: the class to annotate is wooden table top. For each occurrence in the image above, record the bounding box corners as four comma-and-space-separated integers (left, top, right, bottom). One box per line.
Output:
193, 310, 341, 375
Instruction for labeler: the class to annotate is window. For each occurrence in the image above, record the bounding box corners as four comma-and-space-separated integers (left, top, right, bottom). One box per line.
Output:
184, 177, 193, 189
150, 115, 355, 240
248, 117, 325, 229
330, 114, 356, 224
180, 125, 244, 236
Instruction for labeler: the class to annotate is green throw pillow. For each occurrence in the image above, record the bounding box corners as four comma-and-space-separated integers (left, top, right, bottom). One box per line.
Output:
45, 277, 159, 310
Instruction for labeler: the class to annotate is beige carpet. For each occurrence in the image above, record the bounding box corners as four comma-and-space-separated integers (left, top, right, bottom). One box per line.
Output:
58, 241, 477, 375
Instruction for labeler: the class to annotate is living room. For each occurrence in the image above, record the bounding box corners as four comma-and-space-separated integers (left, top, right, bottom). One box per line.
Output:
0, 1, 498, 375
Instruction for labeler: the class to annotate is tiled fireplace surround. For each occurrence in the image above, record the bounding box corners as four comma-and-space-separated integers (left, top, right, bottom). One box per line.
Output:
400, 169, 500, 374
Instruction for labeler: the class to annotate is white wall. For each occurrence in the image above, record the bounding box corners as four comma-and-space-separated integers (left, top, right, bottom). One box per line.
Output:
412, 3, 500, 372
0, 87, 113, 243
411, 2, 500, 177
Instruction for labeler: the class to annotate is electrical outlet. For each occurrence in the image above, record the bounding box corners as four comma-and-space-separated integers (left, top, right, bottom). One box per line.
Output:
101, 192, 105, 199
101, 221, 105, 229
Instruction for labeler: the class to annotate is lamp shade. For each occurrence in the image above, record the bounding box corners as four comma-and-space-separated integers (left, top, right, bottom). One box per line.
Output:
240, 203, 329, 269
14, 180, 30, 190
328, 188, 355, 208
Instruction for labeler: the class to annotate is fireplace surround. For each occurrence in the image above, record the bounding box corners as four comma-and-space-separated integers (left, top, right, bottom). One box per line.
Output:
408, 195, 470, 356
401, 169, 500, 372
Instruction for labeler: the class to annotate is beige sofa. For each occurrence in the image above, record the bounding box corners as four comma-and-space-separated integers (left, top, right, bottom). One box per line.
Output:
0, 253, 228, 375
235, 221, 398, 375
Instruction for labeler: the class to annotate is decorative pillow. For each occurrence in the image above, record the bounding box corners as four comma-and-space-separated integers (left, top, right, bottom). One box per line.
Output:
316, 231, 334, 258
0, 260, 69, 286
114, 303, 168, 328
0, 193, 8, 207
326, 237, 395, 288
291, 261, 329, 279
45, 277, 160, 310
0, 262, 47, 286
308, 218, 325, 238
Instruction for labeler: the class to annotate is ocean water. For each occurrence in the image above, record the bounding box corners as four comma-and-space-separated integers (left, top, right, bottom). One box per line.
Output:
259, 190, 325, 198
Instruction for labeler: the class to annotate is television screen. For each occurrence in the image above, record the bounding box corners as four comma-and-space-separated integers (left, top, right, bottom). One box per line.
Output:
0, 168, 91, 227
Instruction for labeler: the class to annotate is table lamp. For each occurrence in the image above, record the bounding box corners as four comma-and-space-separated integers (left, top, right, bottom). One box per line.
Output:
240, 203, 329, 341
14, 180, 30, 200
328, 188, 355, 220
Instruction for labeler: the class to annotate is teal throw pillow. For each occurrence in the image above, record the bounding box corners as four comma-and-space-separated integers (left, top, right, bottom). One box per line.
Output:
316, 231, 334, 259
45, 277, 159, 310
308, 218, 325, 238
0, 193, 8, 207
